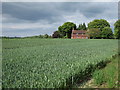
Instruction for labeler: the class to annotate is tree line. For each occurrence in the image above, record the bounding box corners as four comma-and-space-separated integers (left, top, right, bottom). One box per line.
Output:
52, 19, 120, 39
2, 34, 52, 39
2, 19, 119, 39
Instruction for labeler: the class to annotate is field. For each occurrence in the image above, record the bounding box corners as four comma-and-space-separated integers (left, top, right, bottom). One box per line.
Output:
2, 39, 118, 88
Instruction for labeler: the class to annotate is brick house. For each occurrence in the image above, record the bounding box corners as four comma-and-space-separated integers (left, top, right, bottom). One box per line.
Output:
71, 30, 89, 39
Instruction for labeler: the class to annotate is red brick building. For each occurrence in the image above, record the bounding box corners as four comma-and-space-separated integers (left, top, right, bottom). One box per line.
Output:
71, 30, 89, 39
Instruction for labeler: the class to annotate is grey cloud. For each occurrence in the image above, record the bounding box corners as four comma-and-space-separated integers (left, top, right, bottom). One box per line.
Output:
2, 2, 118, 37
2, 2, 117, 23
59, 2, 117, 18
2, 2, 63, 23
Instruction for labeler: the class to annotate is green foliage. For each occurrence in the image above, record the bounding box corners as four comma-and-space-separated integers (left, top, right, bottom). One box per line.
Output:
2, 35, 52, 39
77, 24, 82, 30
56, 19, 112, 39
52, 31, 61, 38
77, 23, 87, 30
114, 19, 120, 39
88, 19, 110, 38
44, 34, 49, 38
102, 27, 113, 39
58, 26, 66, 38
88, 19, 111, 38
58, 22, 76, 38
31, 34, 52, 38
2, 39, 118, 88
88, 19, 110, 31
83, 23, 87, 30
87, 28, 101, 39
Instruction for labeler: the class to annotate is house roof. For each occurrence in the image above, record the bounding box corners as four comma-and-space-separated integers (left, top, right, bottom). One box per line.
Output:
72, 30, 87, 34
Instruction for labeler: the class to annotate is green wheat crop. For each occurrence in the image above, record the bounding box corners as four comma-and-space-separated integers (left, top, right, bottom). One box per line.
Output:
2, 39, 118, 88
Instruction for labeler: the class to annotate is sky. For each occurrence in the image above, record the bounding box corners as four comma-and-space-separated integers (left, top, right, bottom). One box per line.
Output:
1, 0, 119, 37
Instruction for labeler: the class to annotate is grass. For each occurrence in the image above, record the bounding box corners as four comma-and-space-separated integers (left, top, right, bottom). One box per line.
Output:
93, 55, 118, 88
80, 55, 119, 88
2, 39, 118, 88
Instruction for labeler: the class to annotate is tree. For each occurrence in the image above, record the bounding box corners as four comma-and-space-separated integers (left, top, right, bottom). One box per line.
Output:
58, 22, 76, 38
58, 26, 66, 38
88, 19, 110, 38
114, 19, 120, 39
77, 24, 82, 30
52, 31, 61, 38
101, 27, 113, 39
77, 23, 87, 30
44, 34, 49, 38
87, 28, 101, 39
82, 23, 87, 30
88, 19, 110, 31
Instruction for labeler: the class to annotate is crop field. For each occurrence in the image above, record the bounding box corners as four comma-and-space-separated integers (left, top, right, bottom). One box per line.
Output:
2, 39, 118, 88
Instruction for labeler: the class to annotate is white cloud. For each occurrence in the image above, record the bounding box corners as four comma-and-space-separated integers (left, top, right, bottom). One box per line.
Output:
3, 22, 51, 30
62, 10, 117, 28
2, 18, 62, 36
62, 11, 92, 26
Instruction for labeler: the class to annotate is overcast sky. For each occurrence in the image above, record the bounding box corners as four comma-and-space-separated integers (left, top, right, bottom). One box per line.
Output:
2, 1, 119, 37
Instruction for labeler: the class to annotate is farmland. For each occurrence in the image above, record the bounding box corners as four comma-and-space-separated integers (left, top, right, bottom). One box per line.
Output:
2, 39, 118, 88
